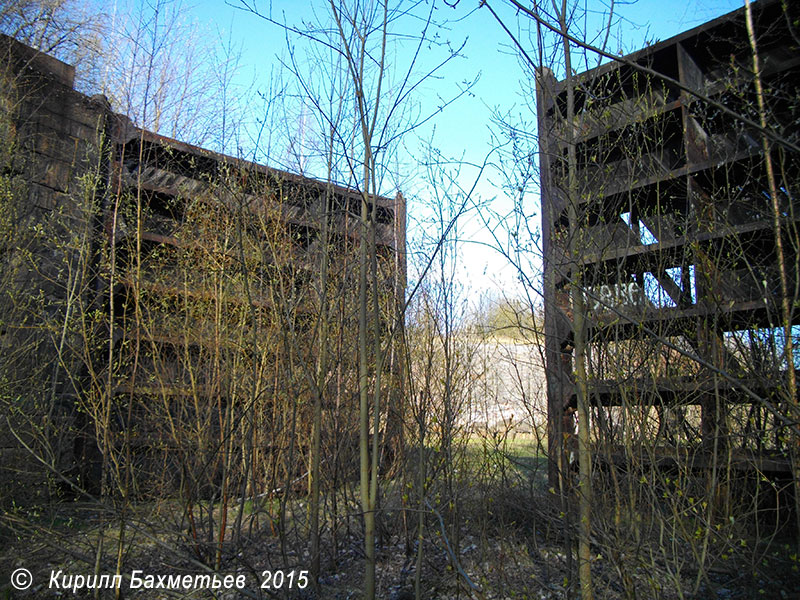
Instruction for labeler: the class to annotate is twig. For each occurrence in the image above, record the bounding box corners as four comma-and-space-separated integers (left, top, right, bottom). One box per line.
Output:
424, 500, 485, 600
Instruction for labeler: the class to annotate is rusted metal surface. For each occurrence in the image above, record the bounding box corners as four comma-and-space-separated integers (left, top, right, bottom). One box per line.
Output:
538, 0, 800, 485
2, 33, 407, 493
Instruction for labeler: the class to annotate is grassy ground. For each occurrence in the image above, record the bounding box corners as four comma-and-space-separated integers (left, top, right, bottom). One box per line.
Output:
3, 437, 800, 599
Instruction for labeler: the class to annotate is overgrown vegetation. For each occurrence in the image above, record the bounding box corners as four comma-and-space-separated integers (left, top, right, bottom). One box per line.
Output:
2, 1, 800, 599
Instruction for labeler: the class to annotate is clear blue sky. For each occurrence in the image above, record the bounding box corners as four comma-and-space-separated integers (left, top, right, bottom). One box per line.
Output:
184, 0, 744, 297
189, 1, 741, 169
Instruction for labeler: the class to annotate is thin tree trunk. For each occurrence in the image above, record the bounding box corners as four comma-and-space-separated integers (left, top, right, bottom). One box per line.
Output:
744, 0, 799, 544
559, 2, 593, 597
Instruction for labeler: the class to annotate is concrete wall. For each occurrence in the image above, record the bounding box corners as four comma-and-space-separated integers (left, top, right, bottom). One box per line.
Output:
0, 33, 407, 501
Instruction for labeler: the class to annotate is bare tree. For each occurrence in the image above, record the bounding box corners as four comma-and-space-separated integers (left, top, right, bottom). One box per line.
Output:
0, 0, 105, 86
234, 2, 471, 595
481, 0, 800, 597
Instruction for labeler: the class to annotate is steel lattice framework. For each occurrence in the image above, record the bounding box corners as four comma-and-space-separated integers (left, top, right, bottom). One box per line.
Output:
538, 0, 800, 487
